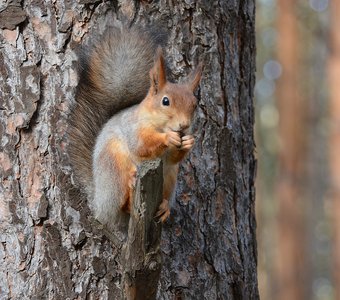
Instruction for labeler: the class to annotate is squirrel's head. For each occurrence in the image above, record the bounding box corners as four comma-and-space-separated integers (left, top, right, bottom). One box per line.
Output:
145, 47, 202, 134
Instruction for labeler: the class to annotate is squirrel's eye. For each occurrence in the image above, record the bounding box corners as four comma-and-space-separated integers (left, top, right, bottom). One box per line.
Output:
162, 96, 170, 106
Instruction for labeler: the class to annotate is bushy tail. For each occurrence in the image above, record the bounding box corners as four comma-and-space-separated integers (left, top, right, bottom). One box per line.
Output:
68, 25, 165, 194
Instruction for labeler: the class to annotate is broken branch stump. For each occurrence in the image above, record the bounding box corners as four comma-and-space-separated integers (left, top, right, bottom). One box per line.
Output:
121, 159, 164, 300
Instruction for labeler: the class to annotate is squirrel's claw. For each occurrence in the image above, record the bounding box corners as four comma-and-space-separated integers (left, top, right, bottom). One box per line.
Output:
155, 199, 170, 222
180, 135, 195, 151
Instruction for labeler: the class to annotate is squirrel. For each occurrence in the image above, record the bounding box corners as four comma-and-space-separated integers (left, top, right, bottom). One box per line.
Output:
68, 25, 202, 236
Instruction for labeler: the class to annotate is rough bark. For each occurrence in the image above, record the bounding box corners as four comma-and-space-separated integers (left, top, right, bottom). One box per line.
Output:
328, 0, 340, 298
0, 1, 258, 299
274, 0, 307, 299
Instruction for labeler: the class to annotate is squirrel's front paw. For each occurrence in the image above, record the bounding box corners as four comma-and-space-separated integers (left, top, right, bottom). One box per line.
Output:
166, 131, 182, 148
155, 199, 170, 222
180, 135, 195, 151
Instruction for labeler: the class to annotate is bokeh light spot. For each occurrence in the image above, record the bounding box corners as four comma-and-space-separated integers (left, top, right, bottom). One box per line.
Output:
255, 78, 276, 98
309, 0, 329, 12
263, 60, 282, 80
313, 278, 333, 300
260, 104, 279, 129
261, 28, 277, 48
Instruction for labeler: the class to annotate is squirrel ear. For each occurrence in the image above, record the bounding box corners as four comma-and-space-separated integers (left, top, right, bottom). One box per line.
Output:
150, 47, 166, 94
187, 63, 203, 92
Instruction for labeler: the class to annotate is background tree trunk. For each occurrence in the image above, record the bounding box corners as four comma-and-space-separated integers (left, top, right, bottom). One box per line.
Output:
329, 1, 340, 299
0, 1, 258, 299
275, 0, 307, 299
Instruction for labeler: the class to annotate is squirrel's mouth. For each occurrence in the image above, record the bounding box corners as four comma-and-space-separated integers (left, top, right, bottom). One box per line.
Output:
169, 128, 189, 137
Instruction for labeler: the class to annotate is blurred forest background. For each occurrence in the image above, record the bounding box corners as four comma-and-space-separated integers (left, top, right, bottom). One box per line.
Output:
256, 0, 339, 299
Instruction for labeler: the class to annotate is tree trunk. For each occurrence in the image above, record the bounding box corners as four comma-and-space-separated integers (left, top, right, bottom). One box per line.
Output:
275, 0, 307, 299
329, 1, 340, 299
0, 1, 258, 299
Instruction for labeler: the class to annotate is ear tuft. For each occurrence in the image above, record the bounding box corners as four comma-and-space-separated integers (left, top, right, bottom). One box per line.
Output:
187, 63, 203, 92
149, 47, 167, 94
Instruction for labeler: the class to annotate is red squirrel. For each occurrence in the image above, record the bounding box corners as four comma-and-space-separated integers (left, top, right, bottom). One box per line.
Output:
68, 25, 202, 236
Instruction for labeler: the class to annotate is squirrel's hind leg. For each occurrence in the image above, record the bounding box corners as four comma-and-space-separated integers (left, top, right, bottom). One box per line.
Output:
94, 139, 136, 219
155, 162, 180, 222
120, 167, 137, 214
